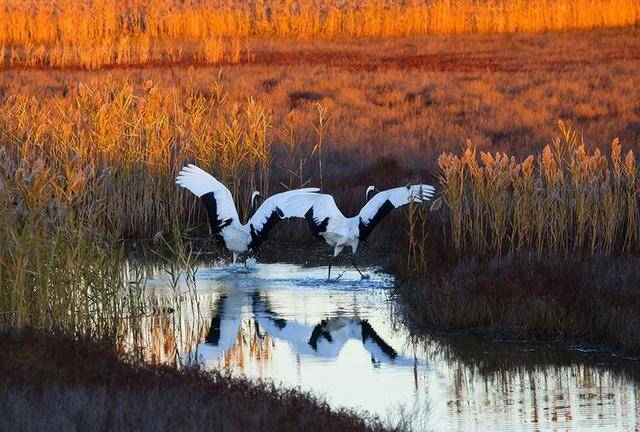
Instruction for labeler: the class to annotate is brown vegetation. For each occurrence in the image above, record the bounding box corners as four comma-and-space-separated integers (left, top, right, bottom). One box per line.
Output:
437, 121, 638, 257
4, 0, 638, 42
400, 125, 640, 354
0, 0, 637, 69
0, 329, 390, 432
395, 255, 640, 354
0, 77, 275, 239
1, 19, 639, 366
1, 29, 637, 185
2, 5, 639, 429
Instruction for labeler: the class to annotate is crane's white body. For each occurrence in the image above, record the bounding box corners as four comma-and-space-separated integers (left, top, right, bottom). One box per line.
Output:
176, 164, 318, 262
320, 217, 361, 257
222, 227, 250, 258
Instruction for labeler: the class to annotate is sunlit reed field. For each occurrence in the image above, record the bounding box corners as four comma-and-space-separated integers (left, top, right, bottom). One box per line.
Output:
403, 123, 640, 275
438, 121, 638, 257
1, 0, 638, 68
1, 77, 634, 336
0, 0, 639, 365
0, 76, 329, 335
3, 2, 640, 430
0, 78, 280, 237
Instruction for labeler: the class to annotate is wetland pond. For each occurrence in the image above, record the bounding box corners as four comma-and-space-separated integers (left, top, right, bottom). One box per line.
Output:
127, 262, 640, 431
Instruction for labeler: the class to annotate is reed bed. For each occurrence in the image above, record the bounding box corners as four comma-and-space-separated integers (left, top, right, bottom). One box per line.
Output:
0, 77, 298, 337
0, 77, 278, 237
434, 121, 639, 259
0, 0, 638, 69
0, 36, 250, 70
0, 147, 125, 336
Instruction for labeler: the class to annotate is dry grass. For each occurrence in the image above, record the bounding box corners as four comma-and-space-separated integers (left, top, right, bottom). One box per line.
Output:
0, 76, 306, 336
1, 30, 638, 188
394, 255, 640, 353
3, 0, 638, 41
436, 121, 638, 257
0, 329, 392, 432
0, 147, 124, 336
0, 0, 638, 69
0, 77, 281, 238
1, 27, 639, 356
1, 35, 250, 70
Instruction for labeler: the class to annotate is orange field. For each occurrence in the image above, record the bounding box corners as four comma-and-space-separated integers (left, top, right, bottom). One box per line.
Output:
0, 0, 638, 68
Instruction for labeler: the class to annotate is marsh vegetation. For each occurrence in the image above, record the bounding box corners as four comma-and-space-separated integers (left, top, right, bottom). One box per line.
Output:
1, 0, 637, 69
1, 2, 639, 429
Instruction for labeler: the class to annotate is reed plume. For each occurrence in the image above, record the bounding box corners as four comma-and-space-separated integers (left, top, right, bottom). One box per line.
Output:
436, 121, 639, 258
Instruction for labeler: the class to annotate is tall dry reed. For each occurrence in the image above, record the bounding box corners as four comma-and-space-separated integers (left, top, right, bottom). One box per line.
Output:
0, 146, 126, 337
0, 75, 297, 338
435, 121, 639, 258
0, 77, 279, 237
0, 0, 638, 69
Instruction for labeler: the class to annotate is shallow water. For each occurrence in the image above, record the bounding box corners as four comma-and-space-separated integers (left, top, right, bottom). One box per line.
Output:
129, 262, 640, 431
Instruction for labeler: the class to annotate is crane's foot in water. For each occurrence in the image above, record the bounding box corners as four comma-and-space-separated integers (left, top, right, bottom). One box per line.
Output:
353, 261, 369, 279
244, 257, 258, 270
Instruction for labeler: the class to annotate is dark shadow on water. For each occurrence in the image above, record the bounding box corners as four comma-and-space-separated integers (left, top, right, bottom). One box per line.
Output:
415, 332, 640, 383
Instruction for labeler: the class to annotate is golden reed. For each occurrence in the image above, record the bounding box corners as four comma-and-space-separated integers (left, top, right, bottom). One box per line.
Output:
0, 77, 276, 335
0, 0, 638, 68
435, 121, 638, 258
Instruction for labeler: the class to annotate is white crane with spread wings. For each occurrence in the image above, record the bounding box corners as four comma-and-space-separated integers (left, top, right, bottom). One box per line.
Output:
176, 164, 319, 263
284, 184, 435, 278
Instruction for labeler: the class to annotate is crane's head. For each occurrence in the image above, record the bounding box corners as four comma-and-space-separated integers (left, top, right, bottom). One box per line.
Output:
251, 191, 261, 208
365, 185, 378, 202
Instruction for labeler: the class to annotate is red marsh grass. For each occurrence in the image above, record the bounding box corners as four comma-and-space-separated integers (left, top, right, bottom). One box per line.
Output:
0, 329, 393, 432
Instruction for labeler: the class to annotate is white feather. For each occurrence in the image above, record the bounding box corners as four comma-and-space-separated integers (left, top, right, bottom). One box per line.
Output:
359, 184, 435, 224
176, 164, 240, 225
176, 164, 320, 255
282, 193, 344, 222
287, 183, 436, 258
249, 188, 320, 233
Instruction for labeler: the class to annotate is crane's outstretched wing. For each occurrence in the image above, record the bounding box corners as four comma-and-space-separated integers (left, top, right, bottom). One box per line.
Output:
358, 184, 435, 241
176, 165, 240, 237
247, 188, 320, 250
282, 193, 345, 240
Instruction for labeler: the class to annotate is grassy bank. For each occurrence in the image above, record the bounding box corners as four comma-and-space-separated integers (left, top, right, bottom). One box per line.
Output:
393, 119, 640, 354
0, 329, 392, 432
395, 256, 640, 354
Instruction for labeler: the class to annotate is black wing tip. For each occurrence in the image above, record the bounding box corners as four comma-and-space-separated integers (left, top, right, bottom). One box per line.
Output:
308, 319, 332, 350
361, 319, 397, 359
305, 207, 329, 240
358, 199, 395, 241
248, 208, 283, 251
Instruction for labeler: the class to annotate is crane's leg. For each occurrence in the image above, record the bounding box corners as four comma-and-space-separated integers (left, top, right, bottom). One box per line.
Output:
327, 256, 333, 281
233, 252, 238, 264
352, 259, 369, 279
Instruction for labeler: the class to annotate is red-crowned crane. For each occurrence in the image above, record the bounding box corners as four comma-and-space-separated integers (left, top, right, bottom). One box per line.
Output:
284, 184, 435, 279
176, 164, 319, 263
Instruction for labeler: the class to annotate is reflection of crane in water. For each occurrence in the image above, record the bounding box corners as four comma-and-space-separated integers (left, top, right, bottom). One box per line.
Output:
194, 290, 416, 367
